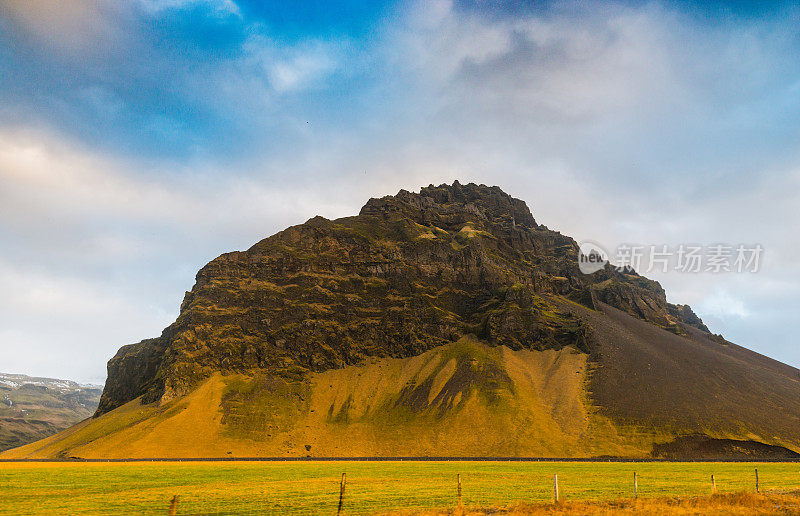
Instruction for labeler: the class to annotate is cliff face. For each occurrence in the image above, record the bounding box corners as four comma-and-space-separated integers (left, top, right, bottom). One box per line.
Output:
98, 182, 704, 414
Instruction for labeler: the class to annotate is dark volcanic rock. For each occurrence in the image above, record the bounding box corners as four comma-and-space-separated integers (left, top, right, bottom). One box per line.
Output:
653, 434, 800, 460
97, 182, 710, 414
97, 338, 165, 414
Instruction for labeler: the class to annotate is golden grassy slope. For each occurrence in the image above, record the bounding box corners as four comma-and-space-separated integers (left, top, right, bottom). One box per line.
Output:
1, 337, 653, 459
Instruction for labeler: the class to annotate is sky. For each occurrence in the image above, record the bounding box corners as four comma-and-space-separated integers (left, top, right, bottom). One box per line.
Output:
1, 0, 799, 384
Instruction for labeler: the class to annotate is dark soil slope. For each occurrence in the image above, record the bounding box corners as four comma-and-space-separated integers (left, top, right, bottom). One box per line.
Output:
653, 435, 800, 459
570, 301, 800, 452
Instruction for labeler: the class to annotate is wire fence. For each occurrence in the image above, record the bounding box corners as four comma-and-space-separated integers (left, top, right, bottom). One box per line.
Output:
2, 461, 800, 515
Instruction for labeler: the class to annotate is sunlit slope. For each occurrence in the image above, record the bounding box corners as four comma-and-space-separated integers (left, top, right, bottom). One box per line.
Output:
1, 338, 646, 459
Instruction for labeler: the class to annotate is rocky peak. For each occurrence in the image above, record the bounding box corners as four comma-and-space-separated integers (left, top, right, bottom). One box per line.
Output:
96, 182, 712, 416
359, 181, 537, 232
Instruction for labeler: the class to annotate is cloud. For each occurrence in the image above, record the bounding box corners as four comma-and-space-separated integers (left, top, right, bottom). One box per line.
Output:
0, 0, 122, 54
0, 128, 184, 221
0, 257, 173, 384
0, 125, 362, 260
393, 0, 800, 191
137, 0, 242, 18
698, 290, 751, 319
263, 42, 338, 93
0, 0, 347, 160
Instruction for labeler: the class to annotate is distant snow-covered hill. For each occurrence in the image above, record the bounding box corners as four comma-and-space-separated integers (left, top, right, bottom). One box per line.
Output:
0, 372, 103, 452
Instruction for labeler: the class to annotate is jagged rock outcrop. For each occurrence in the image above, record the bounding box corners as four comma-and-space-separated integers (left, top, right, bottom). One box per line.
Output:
98, 182, 707, 414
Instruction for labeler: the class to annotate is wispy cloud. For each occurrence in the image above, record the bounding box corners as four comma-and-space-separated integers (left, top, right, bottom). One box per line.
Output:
0, 0, 349, 160
137, 0, 242, 18
0, 0, 123, 54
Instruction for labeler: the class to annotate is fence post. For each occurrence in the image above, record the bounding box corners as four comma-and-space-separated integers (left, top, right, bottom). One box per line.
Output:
633, 472, 638, 499
457, 473, 462, 507
755, 468, 759, 493
337, 473, 346, 515
553, 474, 559, 503
711, 474, 716, 494
168, 495, 179, 516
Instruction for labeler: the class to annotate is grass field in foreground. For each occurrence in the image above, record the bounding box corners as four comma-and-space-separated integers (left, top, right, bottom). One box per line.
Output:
1, 461, 799, 515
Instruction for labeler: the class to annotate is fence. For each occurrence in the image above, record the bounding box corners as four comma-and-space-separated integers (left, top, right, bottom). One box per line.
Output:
1, 461, 798, 514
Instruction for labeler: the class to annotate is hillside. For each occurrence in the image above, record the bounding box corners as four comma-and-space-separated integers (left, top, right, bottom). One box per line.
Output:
0, 373, 102, 452
4, 182, 800, 459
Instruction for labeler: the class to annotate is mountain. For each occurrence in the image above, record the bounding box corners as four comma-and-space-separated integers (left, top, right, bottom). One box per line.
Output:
0, 373, 102, 452
4, 182, 800, 459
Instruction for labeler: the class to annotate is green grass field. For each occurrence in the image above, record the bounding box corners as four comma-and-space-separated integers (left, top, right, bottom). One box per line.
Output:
1, 461, 799, 514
